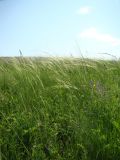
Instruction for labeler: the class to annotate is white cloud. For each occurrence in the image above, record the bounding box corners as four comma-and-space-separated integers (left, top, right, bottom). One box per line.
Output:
76, 6, 92, 15
79, 27, 120, 46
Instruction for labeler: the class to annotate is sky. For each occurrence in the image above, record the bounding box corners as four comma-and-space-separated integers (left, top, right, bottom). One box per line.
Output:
0, 0, 120, 59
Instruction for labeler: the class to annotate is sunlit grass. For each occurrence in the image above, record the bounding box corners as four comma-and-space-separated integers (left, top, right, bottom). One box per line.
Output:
0, 57, 120, 159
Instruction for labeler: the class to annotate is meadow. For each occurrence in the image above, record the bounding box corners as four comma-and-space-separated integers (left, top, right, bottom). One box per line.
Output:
0, 57, 120, 160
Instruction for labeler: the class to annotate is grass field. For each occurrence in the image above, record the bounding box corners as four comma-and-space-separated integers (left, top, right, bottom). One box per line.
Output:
0, 57, 120, 160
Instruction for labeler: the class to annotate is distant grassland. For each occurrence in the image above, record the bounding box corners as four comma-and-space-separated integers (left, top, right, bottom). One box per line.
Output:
0, 57, 120, 160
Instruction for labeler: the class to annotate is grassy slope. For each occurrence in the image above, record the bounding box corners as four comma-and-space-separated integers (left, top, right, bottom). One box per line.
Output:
0, 57, 120, 160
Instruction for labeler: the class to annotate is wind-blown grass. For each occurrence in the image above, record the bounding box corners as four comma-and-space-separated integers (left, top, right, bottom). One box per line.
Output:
0, 57, 120, 160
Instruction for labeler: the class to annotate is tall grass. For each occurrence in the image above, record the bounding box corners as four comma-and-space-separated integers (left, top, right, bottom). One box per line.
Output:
0, 57, 120, 160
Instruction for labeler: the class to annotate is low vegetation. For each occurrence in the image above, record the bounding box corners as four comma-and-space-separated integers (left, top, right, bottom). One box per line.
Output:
0, 57, 120, 160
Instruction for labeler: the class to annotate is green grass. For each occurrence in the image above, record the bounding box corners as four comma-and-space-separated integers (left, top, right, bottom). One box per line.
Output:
0, 57, 120, 160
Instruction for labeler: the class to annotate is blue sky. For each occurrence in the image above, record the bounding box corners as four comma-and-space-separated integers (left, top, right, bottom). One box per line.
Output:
0, 0, 120, 58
